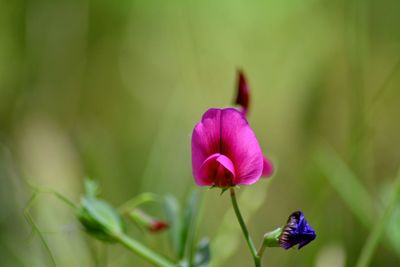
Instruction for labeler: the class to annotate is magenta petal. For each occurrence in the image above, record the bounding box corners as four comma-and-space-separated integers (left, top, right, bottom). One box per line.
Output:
220, 109, 263, 184
192, 108, 263, 186
197, 153, 221, 185
198, 153, 236, 187
216, 154, 235, 176
262, 156, 273, 177
192, 109, 222, 184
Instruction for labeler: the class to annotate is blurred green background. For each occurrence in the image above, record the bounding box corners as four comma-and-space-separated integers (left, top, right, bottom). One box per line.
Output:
1, 0, 400, 266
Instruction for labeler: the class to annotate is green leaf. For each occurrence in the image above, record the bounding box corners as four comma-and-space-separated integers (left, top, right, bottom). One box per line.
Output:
164, 194, 181, 255
314, 144, 374, 228
78, 196, 124, 242
387, 204, 400, 253
193, 238, 211, 267
180, 189, 200, 260
356, 169, 400, 267
84, 178, 100, 198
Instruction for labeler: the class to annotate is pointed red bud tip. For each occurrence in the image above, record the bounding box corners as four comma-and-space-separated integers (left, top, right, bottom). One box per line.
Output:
149, 220, 169, 232
129, 209, 169, 233
234, 70, 250, 115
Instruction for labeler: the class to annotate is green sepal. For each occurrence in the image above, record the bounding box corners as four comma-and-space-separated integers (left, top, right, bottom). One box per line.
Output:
220, 187, 230, 195
263, 227, 282, 248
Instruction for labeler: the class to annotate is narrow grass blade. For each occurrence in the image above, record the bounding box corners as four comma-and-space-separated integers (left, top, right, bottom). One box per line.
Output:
356, 169, 400, 267
314, 144, 374, 228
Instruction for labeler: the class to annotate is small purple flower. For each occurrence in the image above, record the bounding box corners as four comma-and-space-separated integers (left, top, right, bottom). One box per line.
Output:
279, 211, 316, 249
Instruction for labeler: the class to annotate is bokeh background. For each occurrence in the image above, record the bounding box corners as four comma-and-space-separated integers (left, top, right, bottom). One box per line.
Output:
1, 0, 400, 266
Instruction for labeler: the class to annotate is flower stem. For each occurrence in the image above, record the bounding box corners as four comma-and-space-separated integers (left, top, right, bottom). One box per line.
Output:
229, 188, 261, 267
115, 233, 175, 267
257, 227, 282, 259
118, 193, 161, 214
257, 243, 266, 261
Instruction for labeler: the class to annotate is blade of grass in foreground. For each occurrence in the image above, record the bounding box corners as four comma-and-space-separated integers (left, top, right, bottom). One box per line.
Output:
356, 169, 400, 267
315, 144, 400, 259
314, 144, 375, 228
179, 189, 200, 260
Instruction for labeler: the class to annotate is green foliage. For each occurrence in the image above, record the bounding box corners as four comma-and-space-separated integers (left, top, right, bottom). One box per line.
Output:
78, 197, 124, 242
163, 189, 209, 266
180, 238, 211, 267
193, 239, 211, 267
356, 170, 400, 267
2, 0, 400, 266
315, 144, 375, 228
164, 194, 182, 255
77, 179, 124, 242
179, 189, 201, 260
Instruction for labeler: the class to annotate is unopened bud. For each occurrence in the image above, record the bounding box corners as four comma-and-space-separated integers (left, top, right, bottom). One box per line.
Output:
129, 209, 169, 233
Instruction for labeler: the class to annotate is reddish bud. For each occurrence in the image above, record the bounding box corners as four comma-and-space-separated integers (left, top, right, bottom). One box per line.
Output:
234, 70, 250, 115
129, 209, 169, 233
149, 221, 169, 232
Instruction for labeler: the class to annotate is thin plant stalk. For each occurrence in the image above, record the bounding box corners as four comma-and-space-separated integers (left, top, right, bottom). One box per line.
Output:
115, 233, 176, 267
118, 193, 161, 214
229, 188, 261, 267
24, 193, 57, 267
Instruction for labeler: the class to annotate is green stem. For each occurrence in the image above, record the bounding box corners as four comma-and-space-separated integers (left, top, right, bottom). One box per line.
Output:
257, 242, 266, 261
356, 170, 400, 267
229, 188, 261, 267
24, 193, 57, 267
115, 233, 176, 267
257, 227, 282, 259
118, 193, 161, 214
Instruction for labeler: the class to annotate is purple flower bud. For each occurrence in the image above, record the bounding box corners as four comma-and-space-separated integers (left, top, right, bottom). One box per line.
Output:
279, 211, 316, 249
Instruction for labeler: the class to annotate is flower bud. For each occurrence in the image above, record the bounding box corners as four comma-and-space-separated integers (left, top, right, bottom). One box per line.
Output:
234, 70, 250, 115
279, 211, 316, 249
129, 209, 169, 233
262, 211, 316, 250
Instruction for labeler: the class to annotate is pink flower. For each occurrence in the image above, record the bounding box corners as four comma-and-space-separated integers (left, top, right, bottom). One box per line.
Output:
234, 70, 250, 115
191, 108, 264, 187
